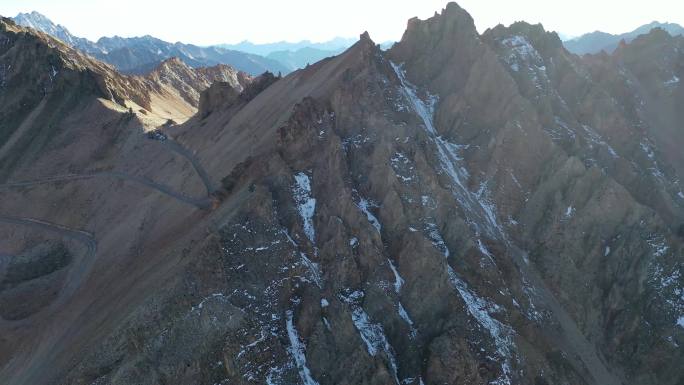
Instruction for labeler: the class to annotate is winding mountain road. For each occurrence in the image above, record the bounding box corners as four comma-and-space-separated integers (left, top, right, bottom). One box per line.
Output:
0, 171, 212, 209
0, 215, 97, 327
0, 133, 216, 325
0, 136, 215, 209
162, 138, 217, 194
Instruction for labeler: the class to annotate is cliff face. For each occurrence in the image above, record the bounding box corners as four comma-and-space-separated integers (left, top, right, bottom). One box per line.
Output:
0, 4, 683, 385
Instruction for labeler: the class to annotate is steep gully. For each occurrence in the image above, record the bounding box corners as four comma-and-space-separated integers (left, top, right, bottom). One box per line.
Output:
0, 132, 215, 326
391, 62, 623, 385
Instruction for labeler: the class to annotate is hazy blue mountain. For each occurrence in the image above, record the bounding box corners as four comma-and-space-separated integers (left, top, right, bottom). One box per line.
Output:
379, 40, 395, 50
564, 21, 684, 54
11, 11, 289, 75
255, 39, 397, 70
266, 46, 344, 71
219, 37, 357, 56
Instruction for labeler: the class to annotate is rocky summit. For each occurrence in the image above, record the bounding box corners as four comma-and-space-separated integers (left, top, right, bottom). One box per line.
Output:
0, 2, 683, 385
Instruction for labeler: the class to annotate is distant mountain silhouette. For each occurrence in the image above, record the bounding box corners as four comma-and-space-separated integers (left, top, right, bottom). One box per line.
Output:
219, 37, 357, 56
266, 46, 344, 71
564, 21, 684, 54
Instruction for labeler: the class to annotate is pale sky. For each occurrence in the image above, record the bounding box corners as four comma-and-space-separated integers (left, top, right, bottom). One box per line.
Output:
1, 0, 682, 45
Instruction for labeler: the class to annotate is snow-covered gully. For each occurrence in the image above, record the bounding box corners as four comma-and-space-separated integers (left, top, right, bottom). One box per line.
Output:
390, 62, 504, 241
340, 290, 401, 384
286, 310, 320, 385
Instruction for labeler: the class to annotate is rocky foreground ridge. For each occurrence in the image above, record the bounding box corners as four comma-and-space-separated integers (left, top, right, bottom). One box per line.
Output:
0, 3, 682, 385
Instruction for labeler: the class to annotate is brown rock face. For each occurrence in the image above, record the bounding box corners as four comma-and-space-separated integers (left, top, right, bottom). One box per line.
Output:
1, 3, 683, 385
198, 81, 241, 119
198, 72, 277, 119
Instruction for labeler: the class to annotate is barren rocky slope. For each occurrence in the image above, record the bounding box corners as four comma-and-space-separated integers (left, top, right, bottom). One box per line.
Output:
0, 3, 683, 385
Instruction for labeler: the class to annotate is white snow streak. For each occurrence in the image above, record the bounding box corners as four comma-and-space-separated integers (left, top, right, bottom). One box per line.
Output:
665, 75, 680, 86
356, 195, 382, 233
293, 172, 316, 244
447, 267, 514, 385
350, 307, 400, 384
391, 62, 504, 241
300, 253, 323, 288
340, 290, 400, 384
286, 310, 320, 385
388, 259, 404, 293
282, 229, 323, 288
564, 206, 575, 218
398, 302, 418, 338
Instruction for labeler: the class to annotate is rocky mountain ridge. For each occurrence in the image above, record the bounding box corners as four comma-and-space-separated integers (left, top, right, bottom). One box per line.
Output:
0, 3, 682, 385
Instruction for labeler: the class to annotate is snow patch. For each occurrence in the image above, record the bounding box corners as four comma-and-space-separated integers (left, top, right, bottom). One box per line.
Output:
665, 75, 680, 86
447, 267, 514, 385
581, 125, 618, 158
340, 290, 400, 384
398, 302, 418, 338
499, 35, 549, 90
355, 192, 382, 234
300, 253, 323, 288
293, 172, 316, 244
424, 222, 450, 258
282, 229, 323, 288
286, 310, 320, 385
477, 238, 494, 260
388, 259, 404, 293
648, 236, 670, 257
564, 206, 575, 218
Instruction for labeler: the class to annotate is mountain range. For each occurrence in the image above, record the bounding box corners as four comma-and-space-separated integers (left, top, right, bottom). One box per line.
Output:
11, 11, 371, 74
1, 3, 683, 385
219, 37, 357, 56
564, 20, 684, 54
12, 11, 290, 75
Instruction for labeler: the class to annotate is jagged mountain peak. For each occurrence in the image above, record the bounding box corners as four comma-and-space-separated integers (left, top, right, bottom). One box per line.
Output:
485, 21, 564, 52
388, 2, 485, 96
359, 30, 372, 42
402, 1, 478, 44
13, 10, 60, 30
